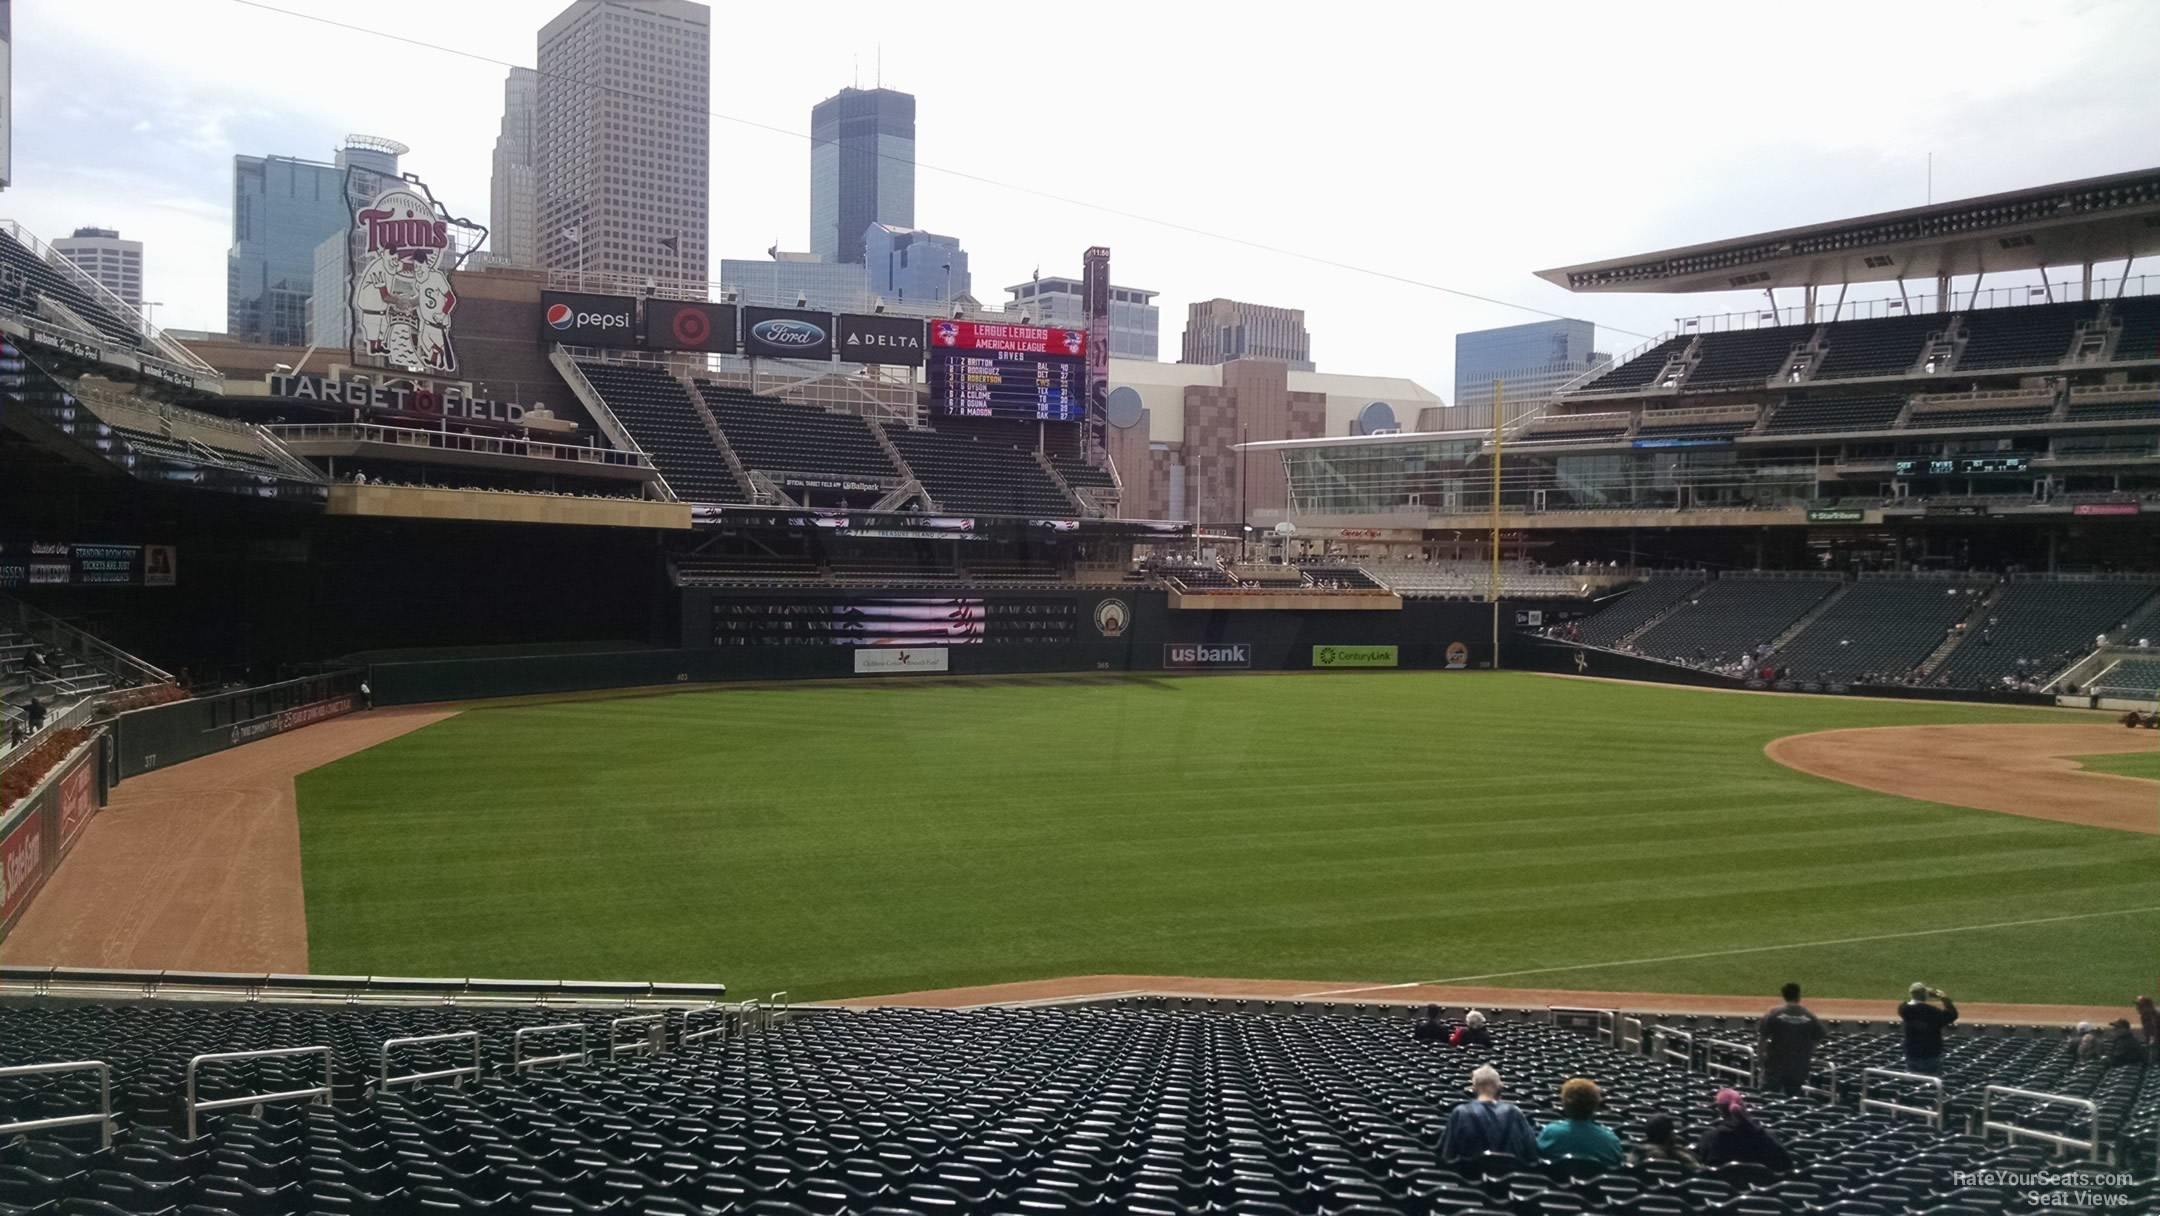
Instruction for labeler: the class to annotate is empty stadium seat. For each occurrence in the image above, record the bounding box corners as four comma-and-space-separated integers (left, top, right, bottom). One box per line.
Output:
2112, 297, 2160, 363
1810, 315, 1945, 381
1575, 578, 1709, 648
696, 384, 902, 488
1760, 394, 1907, 435
1684, 328, 1806, 391
1904, 405, 2054, 430
0, 232, 145, 350
1577, 336, 1692, 394
1954, 303, 2090, 371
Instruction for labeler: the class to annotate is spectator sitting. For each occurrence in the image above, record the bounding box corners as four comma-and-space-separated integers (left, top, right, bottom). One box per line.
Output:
2137, 996, 2158, 1055
1451, 1009, 1492, 1048
2070, 1021, 2099, 1060
1412, 1004, 1449, 1043
1631, 1114, 1700, 1168
1440, 1065, 1537, 1163
1695, 1088, 1792, 1172
2101, 1018, 2144, 1067
1535, 1077, 1624, 1166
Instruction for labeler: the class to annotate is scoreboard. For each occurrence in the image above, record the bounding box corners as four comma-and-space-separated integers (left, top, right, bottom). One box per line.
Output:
927, 320, 1088, 421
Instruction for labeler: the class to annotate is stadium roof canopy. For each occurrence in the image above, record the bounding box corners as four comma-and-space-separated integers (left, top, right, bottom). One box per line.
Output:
1537, 167, 2160, 294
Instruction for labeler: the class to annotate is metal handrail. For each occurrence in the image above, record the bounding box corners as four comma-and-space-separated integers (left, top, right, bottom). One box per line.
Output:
1618, 1016, 1646, 1056
1651, 1025, 1694, 1070
266, 422, 650, 470
512, 1022, 589, 1072
1549, 1006, 1618, 1047
1804, 1060, 1839, 1105
1859, 1066, 1947, 1126
378, 1031, 481, 1091
0, 590, 174, 686
0, 1060, 113, 1147
1702, 1038, 1760, 1087
608, 1014, 668, 1059
184, 1046, 331, 1139
1981, 1084, 2101, 1160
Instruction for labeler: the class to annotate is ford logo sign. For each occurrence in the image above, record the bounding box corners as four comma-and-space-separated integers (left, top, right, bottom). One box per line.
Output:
751, 318, 825, 347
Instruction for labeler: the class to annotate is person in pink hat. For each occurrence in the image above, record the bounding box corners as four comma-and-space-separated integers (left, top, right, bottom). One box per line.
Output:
1695, 1088, 1792, 1172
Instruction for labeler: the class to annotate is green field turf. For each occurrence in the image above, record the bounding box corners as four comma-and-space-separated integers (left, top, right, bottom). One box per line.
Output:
2075, 749, 2160, 781
294, 673, 2160, 1005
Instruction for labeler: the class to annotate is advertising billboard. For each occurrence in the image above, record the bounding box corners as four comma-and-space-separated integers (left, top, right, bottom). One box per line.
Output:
854, 647, 950, 675
1312, 645, 1399, 668
836, 313, 927, 366
346, 171, 483, 373
741, 307, 835, 360
1164, 642, 1251, 670
926, 320, 1088, 422
644, 300, 738, 353
540, 291, 638, 347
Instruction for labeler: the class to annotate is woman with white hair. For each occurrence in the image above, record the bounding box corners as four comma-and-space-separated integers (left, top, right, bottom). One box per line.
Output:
1451, 1009, 1493, 1048
1440, 1064, 1537, 1163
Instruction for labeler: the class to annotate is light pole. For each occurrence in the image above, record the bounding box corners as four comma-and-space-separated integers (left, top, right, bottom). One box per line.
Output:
140, 301, 164, 334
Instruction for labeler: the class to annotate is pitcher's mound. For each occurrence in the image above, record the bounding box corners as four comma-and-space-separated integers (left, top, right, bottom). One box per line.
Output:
1767, 723, 2158, 834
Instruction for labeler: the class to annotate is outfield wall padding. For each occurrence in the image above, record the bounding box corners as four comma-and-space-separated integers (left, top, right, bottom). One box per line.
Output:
112, 670, 365, 779
0, 736, 106, 940
366, 591, 1529, 704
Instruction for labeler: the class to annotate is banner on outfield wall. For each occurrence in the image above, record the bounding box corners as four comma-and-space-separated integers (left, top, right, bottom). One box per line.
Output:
227, 695, 357, 747
1164, 642, 1250, 669
1313, 645, 1399, 668
0, 736, 102, 937
853, 647, 950, 675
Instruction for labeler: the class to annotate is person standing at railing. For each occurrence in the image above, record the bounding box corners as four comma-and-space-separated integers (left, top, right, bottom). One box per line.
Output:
1897, 983, 1958, 1076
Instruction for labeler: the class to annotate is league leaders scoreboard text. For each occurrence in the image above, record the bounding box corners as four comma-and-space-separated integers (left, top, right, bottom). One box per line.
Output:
927, 321, 1088, 422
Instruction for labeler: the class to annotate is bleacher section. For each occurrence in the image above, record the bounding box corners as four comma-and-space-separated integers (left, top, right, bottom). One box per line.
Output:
2111, 296, 2160, 363
671, 554, 822, 585
697, 383, 900, 487
1518, 414, 1633, 444
1933, 579, 2160, 688
1955, 301, 2088, 370
577, 363, 747, 504
2066, 388, 2159, 423
1359, 561, 1590, 598
1577, 334, 1690, 393
1810, 314, 1942, 380
1631, 577, 1841, 662
1, 998, 2143, 1215
0, 231, 144, 350
1048, 456, 1117, 490
2092, 656, 2160, 699
1575, 576, 1708, 648
885, 428, 1078, 517
1761, 393, 1907, 435
1905, 404, 2054, 430
1765, 579, 1989, 682
1683, 327, 1803, 390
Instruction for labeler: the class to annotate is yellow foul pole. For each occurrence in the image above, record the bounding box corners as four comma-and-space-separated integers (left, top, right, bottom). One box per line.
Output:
1490, 380, 1503, 670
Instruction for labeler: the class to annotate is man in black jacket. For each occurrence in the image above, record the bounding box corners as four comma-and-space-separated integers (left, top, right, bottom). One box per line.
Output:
1899, 982, 1958, 1076
1758, 982, 1826, 1096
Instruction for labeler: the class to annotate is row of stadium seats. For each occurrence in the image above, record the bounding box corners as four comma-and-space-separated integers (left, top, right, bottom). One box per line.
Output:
1356, 562, 1591, 599
0, 232, 145, 352
884, 428, 1077, 517
2091, 657, 2160, 698
1630, 578, 1842, 664
1572, 577, 1707, 648
1761, 581, 1992, 684
695, 383, 900, 487
1528, 384, 2155, 442
2, 999, 2144, 1214
1931, 580, 2160, 689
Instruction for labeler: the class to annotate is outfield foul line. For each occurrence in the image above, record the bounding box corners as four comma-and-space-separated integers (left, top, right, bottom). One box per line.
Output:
1296, 904, 2160, 998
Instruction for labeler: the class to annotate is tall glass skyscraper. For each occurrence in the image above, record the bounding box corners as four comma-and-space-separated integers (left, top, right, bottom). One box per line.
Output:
227, 138, 401, 346
1452, 318, 1602, 421
864, 224, 967, 305
810, 88, 914, 266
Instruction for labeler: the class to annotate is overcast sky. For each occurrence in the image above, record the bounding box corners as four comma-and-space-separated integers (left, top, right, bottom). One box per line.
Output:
12, 0, 2158, 400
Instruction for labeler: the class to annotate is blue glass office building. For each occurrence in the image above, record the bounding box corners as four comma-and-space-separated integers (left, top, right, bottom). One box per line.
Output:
864, 224, 968, 305
227, 140, 401, 346
1452, 318, 1600, 416
810, 88, 915, 266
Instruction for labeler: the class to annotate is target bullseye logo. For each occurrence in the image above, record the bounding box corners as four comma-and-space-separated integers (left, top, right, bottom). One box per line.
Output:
671, 307, 711, 346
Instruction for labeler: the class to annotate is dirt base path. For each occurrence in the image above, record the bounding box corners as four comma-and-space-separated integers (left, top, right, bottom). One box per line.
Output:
0, 707, 455, 972
1766, 723, 2159, 834
833, 974, 2128, 1025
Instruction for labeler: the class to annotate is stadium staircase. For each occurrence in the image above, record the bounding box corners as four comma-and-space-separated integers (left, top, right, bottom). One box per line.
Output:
1571, 577, 1709, 650
0, 593, 173, 753
681, 381, 771, 506
549, 352, 656, 487
1761, 580, 1853, 652
863, 419, 927, 512
1912, 582, 2006, 680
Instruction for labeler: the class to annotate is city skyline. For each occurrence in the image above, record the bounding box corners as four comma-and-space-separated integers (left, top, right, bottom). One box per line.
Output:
10, 0, 2159, 400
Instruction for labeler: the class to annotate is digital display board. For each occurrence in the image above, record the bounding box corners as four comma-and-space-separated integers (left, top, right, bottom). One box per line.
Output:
927, 320, 1089, 421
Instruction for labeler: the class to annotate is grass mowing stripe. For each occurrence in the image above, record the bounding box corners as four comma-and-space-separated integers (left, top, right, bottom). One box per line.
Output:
296, 672, 2157, 1003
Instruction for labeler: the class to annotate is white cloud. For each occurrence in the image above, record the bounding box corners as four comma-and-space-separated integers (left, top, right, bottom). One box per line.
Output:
9, 0, 2157, 392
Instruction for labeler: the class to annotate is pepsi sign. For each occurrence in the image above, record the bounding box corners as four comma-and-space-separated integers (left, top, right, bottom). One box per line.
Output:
538, 290, 637, 348
644, 300, 738, 353
741, 306, 835, 361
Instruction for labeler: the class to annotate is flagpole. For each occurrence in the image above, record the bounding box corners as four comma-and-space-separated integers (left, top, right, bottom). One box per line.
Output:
1490, 379, 1503, 671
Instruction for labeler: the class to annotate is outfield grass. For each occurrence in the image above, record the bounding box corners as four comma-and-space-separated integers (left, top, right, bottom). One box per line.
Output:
2076, 749, 2160, 781
295, 673, 2160, 1005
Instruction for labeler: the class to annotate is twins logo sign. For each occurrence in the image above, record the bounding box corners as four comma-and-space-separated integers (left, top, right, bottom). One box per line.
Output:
346, 171, 484, 373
